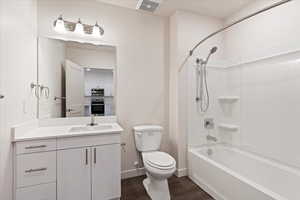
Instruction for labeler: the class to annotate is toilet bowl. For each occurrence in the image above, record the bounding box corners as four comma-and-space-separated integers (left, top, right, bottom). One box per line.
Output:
142, 151, 176, 200
133, 125, 176, 200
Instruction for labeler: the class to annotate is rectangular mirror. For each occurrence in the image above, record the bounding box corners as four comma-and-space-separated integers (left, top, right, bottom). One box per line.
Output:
38, 37, 117, 118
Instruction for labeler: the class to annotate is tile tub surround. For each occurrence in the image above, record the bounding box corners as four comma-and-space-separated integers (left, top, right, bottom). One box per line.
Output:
121, 175, 214, 200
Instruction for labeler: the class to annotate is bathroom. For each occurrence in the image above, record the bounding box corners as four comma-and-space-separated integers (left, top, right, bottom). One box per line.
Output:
0, 0, 299, 199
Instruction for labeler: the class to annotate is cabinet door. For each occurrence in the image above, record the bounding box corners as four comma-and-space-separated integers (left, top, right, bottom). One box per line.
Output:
57, 148, 91, 200
92, 144, 121, 200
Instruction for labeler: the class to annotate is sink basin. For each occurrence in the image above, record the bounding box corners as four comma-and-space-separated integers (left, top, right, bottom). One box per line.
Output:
69, 125, 114, 133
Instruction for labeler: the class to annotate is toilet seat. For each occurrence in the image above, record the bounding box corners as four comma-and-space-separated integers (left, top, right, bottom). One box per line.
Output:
144, 152, 176, 170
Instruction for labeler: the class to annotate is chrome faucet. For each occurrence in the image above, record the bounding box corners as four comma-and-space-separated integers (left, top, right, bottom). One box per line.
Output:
206, 135, 217, 142
88, 115, 98, 126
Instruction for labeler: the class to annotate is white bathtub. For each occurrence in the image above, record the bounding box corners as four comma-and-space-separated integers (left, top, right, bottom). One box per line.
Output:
189, 144, 300, 200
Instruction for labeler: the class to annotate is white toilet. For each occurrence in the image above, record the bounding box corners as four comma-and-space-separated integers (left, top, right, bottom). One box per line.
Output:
133, 125, 176, 200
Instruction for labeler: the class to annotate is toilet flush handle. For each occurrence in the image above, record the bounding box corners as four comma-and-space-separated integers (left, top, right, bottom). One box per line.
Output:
136, 132, 142, 137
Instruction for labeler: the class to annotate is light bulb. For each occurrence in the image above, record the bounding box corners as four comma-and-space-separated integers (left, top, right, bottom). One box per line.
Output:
54, 15, 65, 33
92, 22, 101, 38
75, 19, 84, 35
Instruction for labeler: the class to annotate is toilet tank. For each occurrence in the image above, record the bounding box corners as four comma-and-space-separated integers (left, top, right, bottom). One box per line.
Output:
133, 125, 163, 152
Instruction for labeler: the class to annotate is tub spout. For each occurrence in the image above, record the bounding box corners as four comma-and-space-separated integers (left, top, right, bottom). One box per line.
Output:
206, 135, 217, 142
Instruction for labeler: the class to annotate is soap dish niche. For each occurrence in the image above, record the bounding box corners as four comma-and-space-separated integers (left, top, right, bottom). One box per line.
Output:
218, 96, 239, 103
218, 124, 239, 131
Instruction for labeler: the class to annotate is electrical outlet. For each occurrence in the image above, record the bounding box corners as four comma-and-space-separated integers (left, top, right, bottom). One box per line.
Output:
204, 118, 214, 129
121, 143, 126, 152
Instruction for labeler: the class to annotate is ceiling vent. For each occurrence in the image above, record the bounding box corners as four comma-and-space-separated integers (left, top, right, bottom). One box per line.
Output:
136, 0, 161, 12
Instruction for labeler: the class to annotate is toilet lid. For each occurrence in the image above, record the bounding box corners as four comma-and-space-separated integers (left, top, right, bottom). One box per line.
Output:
144, 152, 175, 169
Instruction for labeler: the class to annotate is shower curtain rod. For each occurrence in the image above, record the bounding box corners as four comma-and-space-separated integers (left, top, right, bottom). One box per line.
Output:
178, 0, 293, 72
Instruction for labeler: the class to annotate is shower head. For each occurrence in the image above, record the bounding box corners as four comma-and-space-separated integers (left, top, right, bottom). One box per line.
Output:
205, 46, 218, 63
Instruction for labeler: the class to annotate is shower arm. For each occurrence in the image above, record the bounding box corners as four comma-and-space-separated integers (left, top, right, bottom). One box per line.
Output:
178, 0, 293, 72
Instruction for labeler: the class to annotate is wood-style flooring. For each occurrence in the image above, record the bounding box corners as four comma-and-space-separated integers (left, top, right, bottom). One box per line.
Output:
121, 175, 214, 200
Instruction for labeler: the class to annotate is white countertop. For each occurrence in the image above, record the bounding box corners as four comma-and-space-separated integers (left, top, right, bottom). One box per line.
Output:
12, 123, 123, 142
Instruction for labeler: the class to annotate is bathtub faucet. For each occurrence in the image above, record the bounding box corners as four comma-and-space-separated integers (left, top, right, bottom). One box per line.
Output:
87, 115, 98, 126
206, 135, 217, 142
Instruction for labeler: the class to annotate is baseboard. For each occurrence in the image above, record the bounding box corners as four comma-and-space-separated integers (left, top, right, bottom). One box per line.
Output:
175, 168, 188, 177
121, 168, 145, 179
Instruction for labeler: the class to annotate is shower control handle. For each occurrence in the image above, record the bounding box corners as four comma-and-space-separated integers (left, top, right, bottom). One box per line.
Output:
0, 94, 4, 99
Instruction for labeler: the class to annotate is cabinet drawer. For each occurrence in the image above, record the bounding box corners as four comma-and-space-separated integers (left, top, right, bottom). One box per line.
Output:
57, 134, 120, 150
16, 182, 56, 200
16, 152, 56, 188
16, 139, 56, 155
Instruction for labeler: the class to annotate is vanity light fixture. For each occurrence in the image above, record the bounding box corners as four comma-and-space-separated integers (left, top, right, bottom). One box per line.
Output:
92, 22, 102, 38
53, 15, 104, 38
54, 15, 66, 33
74, 18, 84, 35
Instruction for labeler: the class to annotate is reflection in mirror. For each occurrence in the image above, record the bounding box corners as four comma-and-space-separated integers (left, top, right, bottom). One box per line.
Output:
38, 37, 116, 118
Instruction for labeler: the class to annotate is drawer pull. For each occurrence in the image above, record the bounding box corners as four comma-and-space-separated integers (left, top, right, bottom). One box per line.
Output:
25, 167, 47, 173
25, 145, 47, 150
85, 149, 88, 165
94, 148, 96, 164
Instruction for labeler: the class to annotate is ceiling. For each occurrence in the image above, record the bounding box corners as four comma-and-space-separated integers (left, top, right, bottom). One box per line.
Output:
95, 0, 255, 19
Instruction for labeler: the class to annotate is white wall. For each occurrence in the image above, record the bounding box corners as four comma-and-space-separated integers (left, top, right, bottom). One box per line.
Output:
224, 0, 300, 63
37, 0, 169, 176
0, 0, 37, 200
222, 0, 300, 168
169, 10, 225, 173
0, 0, 5, 197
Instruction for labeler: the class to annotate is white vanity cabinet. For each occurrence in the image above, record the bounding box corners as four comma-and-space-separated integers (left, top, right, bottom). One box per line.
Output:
13, 131, 121, 200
